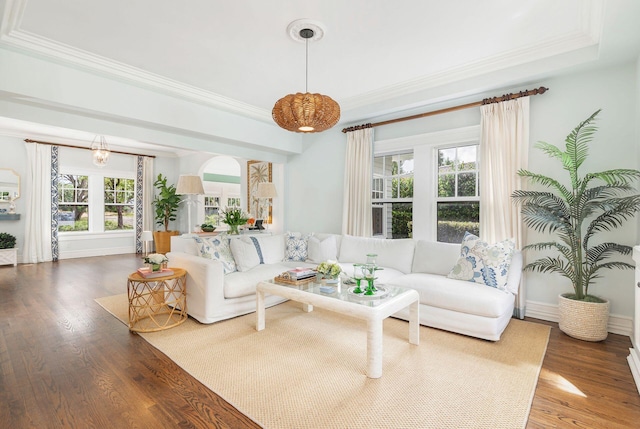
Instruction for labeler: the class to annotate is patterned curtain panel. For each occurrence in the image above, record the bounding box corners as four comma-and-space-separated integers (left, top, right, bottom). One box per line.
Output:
135, 156, 144, 254
342, 128, 374, 236
51, 146, 59, 261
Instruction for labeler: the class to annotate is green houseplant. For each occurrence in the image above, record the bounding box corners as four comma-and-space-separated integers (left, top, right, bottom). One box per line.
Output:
0, 232, 16, 249
152, 174, 182, 253
512, 109, 640, 341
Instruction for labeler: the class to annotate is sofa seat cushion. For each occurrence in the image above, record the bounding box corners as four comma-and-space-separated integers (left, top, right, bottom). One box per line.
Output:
224, 264, 292, 299
388, 273, 515, 318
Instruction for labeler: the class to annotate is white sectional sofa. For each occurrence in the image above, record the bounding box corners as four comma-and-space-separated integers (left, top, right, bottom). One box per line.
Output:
167, 232, 522, 341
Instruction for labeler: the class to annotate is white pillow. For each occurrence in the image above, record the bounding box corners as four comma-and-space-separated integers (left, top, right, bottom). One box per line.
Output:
242, 234, 285, 264
307, 235, 337, 263
447, 232, 515, 290
230, 238, 261, 272
193, 236, 236, 274
285, 232, 309, 262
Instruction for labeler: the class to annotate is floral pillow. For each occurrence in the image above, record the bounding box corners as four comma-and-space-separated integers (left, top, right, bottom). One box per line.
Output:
447, 232, 515, 290
193, 235, 236, 274
285, 232, 309, 262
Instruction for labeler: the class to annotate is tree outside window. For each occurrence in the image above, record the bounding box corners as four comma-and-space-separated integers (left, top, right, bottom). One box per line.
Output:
437, 145, 479, 242
58, 174, 89, 231
104, 177, 135, 230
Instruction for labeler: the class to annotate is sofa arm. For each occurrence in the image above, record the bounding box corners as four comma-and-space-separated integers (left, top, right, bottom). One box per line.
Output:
167, 251, 226, 323
505, 250, 523, 295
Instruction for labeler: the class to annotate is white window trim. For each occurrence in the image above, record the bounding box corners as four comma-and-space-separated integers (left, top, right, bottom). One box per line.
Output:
58, 168, 136, 237
374, 125, 480, 241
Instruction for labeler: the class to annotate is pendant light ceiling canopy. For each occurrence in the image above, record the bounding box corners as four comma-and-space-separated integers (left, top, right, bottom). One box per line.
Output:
272, 20, 340, 133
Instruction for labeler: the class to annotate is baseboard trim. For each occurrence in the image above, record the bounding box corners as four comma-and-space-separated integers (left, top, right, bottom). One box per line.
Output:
58, 247, 135, 260
525, 299, 633, 337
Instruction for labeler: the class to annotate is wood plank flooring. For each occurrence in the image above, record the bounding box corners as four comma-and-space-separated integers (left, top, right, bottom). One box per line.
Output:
1, 254, 639, 428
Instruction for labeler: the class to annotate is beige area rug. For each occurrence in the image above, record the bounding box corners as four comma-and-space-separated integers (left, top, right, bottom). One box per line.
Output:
97, 294, 550, 429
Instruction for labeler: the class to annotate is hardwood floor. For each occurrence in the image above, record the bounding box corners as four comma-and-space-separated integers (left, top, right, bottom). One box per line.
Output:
1, 254, 639, 428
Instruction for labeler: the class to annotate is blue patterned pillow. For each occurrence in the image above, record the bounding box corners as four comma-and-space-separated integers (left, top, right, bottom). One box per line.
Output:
285, 232, 309, 262
193, 235, 236, 274
447, 232, 515, 290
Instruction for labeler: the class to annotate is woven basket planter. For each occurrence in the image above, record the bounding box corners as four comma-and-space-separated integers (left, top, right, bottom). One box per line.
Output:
558, 293, 610, 342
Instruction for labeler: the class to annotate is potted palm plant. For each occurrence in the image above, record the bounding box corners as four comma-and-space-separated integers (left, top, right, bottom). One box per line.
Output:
512, 110, 640, 341
152, 174, 181, 253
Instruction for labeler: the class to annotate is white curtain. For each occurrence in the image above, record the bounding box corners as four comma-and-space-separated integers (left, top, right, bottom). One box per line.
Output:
480, 97, 529, 318
24, 143, 53, 263
342, 128, 374, 236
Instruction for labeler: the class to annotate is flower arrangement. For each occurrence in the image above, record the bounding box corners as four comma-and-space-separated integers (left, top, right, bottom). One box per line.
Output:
220, 206, 249, 234
144, 253, 168, 265
316, 260, 342, 279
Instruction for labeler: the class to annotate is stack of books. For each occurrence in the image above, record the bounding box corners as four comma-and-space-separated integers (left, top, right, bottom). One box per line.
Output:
286, 267, 316, 280
137, 267, 174, 279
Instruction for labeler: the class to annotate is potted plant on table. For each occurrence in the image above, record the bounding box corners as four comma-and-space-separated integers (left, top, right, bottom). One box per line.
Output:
152, 174, 182, 253
220, 207, 249, 235
512, 109, 640, 341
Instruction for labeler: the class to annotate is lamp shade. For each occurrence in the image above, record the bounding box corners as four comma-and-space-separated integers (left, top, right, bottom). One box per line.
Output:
176, 175, 205, 194
256, 182, 278, 198
140, 230, 153, 242
272, 92, 340, 133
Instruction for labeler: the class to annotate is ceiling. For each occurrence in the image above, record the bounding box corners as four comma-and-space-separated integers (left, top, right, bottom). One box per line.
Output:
1, 0, 639, 151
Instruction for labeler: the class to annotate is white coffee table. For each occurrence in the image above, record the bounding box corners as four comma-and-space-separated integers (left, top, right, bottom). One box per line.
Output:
256, 280, 420, 378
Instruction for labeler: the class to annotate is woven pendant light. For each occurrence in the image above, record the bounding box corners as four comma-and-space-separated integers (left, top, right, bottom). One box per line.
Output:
272, 25, 340, 133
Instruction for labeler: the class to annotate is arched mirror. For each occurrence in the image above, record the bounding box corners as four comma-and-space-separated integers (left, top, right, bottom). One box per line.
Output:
0, 168, 20, 202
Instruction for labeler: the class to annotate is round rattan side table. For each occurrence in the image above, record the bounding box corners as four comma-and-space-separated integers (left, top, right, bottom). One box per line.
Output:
127, 267, 187, 333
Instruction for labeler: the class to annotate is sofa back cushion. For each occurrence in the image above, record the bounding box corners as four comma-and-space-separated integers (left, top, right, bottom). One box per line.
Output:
338, 235, 415, 274
307, 235, 338, 263
412, 240, 461, 275
245, 234, 285, 264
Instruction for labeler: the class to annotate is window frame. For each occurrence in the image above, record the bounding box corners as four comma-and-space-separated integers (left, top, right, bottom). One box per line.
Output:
57, 168, 136, 235
371, 151, 414, 238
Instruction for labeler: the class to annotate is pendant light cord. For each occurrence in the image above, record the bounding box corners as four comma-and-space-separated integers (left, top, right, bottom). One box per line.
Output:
305, 36, 309, 93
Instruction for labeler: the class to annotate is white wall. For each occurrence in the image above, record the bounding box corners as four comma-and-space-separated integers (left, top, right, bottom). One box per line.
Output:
288, 61, 639, 323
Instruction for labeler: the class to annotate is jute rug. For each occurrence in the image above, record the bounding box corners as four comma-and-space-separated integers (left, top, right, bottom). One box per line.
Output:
96, 294, 550, 429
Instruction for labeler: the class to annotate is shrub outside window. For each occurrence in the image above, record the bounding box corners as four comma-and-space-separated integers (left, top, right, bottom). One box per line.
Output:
436, 145, 479, 243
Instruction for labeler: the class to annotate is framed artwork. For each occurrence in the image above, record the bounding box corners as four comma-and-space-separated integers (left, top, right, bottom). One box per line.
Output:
247, 160, 272, 221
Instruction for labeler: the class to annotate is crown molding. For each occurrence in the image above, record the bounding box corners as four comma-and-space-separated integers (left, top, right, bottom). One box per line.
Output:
0, 0, 273, 123
342, 0, 603, 112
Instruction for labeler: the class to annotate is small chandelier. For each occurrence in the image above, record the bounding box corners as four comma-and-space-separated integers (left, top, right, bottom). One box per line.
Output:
272, 22, 340, 133
91, 135, 110, 167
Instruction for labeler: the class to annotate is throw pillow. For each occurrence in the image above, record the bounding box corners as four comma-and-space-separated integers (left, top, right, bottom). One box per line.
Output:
307, 235, 337, 263
241, 234, 285, 264
193, 235, 236, 274
447, 232, 515, 290
229, 238, 261, 272
285, 232, 309, 262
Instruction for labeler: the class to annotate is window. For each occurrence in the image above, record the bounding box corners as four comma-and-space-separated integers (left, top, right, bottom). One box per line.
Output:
436, 145, 479, 243
204, 196, 220, 225
372, 152, 414, 238
104, 177, 135, 230
58, 174, 89, 231
227, 197, 241, 208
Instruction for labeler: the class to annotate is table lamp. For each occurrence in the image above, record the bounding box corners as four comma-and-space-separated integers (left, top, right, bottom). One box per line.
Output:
176, 174, 205, 236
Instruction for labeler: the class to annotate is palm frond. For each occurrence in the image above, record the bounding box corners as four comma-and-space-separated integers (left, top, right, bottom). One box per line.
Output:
515, 170, 572, 200
585, 169, 640, 187
520, 204, 572, 234
565, 109, 600, 170
584, 195, 640, 242
512, 191, 570, 217
524, 257, 575, 282
586, 242, 633, 264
